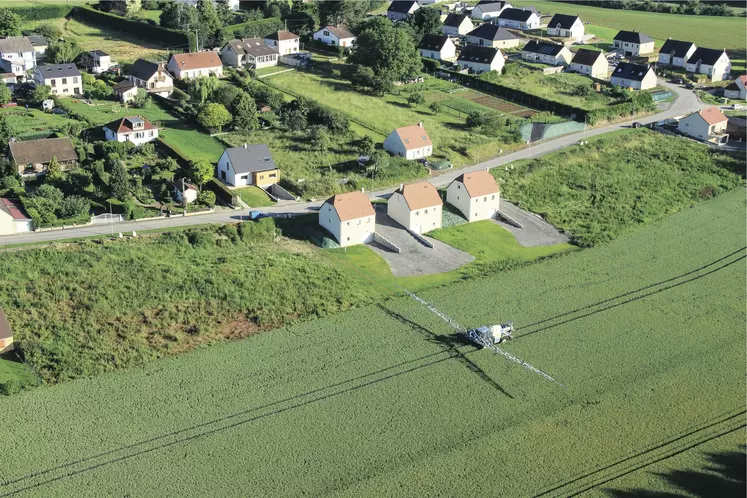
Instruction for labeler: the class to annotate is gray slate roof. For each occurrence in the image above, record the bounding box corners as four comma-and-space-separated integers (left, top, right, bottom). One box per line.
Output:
659, 39, 696, 58
388, 0, 418, 14
547, 13, 579, 29
498, 8, 535, 22
444, 13, 469, 28
27, 35, 47, 48
687, 47, 726, 66
226, 38, 278, 57
611, 61, 652, 81
458, 45, 500, 64
571, 48, 604, 66
523, 40, 565, 56
613, 30, 654, 44
223, 144, 277, 174
129, 59, 161, 80
37, 63, 81, 79
418, 34, 450, 51
474, 1, 508, 14
0, 37, 34, 54
467, 24, 517, 41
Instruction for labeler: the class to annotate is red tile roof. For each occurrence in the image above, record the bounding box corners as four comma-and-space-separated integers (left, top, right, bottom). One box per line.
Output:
103, 116, 157, 135
453, 170, 500, 197
394, 123, 432, 150
697, 106, 727, 125
171, 52, 223, 70
325, 191, 375, 221
397, 182, 442, 210
1, 198, 30, 220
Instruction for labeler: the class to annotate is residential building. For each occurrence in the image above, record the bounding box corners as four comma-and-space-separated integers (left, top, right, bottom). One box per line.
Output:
220, 38, 279, 69
216, 144, 279, 188
387, 0, 419, 21
609, 61, 656, 90
458, 45, 505, 73
569, 48, 608, 79
723, 75, 747, 100
521, 40, 572, 66
168, 52, 223, 79
113, 80, 138, 103
446, 169, 500, 222
466, 24, 520, 49
0, 198, 33, 236
442, 14, 473, 36
0, 37, 36, 77
9, 137, 78, 176
387, 182, 443, 234
417, 34, 456, 60
312, 25, 356, 48
471, 1, 512, 21
545, 14, 584, 42
657, 39, 696, 68
677, 106, 729, 145
497, 8, 541, 30
76, 50, 114, 74
127, 59, 173, 96
612, 30, 655, 56
264, 30, 300, 55
319, 191, 375, 247
103, 116, 159, 146
27, 35, 47, 56
685, 47, 731, 82
173, 180, 199, 204
0, 308, 14, 354
0, 73, 17, 89
34, 63, 81, 96
384, 122, 433, 160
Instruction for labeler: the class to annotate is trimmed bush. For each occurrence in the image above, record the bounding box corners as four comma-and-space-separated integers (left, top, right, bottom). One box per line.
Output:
71, 6, 189, 49
10, 4, 72, 21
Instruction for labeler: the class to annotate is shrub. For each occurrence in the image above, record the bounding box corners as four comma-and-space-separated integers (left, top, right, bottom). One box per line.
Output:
238, 217, 276, 243
187, 229, 214, 248
71, 5, 189, 48
197, 190, 216, 207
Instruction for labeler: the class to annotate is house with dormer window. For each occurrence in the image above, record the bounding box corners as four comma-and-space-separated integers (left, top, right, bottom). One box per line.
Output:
103, 116, 159, 146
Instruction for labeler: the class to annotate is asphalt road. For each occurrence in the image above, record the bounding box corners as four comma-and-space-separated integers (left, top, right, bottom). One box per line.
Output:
0, 82, 705, 247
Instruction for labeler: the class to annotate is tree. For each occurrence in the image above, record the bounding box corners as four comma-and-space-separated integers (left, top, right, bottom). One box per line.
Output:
0, 8, 22, 38
0, 85, 11, 106
232, 91, 259, 131
410, 7, 442, 38
59, 195, 91, 218
188, 76, 220, 103
195, 0, 222, 48
29, 85, 51, 104
46, 157, 63, 182
109, 161, 130, 201
281, 99, 309, 131
48, 39, 82, 64
189, 160, 214, 186
264, 3, 282, 18
197, 190, 216, 207
359, 135, 375, 155
37, 23, 62, 41
307, 126, 330, 154
429, 101, 441, 114
0, 116, 11, 155
160, 2, 197, 31
90, 80, 113, 100
197, 103, 231, 131
368, 150, 390, 176
216, 1, 235, 25
130, 88, 151, 108
407, 92, 425, 107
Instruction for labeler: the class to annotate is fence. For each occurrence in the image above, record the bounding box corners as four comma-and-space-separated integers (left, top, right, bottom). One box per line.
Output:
91, 214, 124, 224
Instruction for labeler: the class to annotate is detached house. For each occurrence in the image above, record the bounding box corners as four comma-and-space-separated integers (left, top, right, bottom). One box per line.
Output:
466, 25, 520, 49
570, 48, 608, 79
521, 40, 572, 66
33, 64, 81, 96
264, 30, 300, 55
0, 198, 32, 236
442, 14, 473, 36
471, 1, 512, 21
313, 25, 356, 48
9, 137, 78, 176
113, 80, 138, 103
387, 181, 443, 234
546, 14, 584, 43
76, 50, 114, 74
319, 191, 375, 247
658, 39, 696, 68
220, 38, 279, 69
724, 75, 746, 100
446, 169, 500, 222
677, 106, 729, 145
27, 35, 47, 56
387, 0, 419, 21
609, 61, 656, 90
686, 47, 731, 82
418, 34, 456, 61
613, 31, 655, 56
458, 45, 504, 74
0, 37, 36, 78
497, 8, 540, 30
216, 144, 279, 188
103, 116, 159, 146
127, 59, 173, 96
168, 52, 223, 79
384, 123, 433, 160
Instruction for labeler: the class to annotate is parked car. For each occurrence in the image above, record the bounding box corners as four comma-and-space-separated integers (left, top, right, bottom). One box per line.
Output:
1, 102, 17, 108
731, 103, 743, 110
632, 122, 643, 128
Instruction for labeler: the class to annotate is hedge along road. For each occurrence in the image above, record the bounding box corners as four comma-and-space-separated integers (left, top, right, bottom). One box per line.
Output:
0, 82, 705, 247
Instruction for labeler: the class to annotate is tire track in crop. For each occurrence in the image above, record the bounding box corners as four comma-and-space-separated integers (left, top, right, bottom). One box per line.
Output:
0, 350, 461, 497
515, 249, 746, 340
534, 408, 747, 497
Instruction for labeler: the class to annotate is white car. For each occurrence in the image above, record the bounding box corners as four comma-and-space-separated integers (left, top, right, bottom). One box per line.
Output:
731, 103, 743, 110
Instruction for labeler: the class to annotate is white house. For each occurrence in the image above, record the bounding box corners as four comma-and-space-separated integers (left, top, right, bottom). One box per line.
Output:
446, 170, 500, 222
497, 8, 541, 30
313, 25, 356, 48
27, 35, 47, 57
677, 106, 729, 145
173, 180, 199, 204
387, 0, 419, 21
458, 45, 505, 74
0, 198, 33, 235
545, 14, 584, 43
686, 47, 731, 82
220, 38, 279, 69
167, 52, 223, 79
387, 181, 443, 234
103, 116, 159, 146
471, 1, 512, 21
466, 24, 520, 49
569, 48, 608, 79
264, 30, 300, 55
521, 40, 572, 66
724, 75, 747, 100
33, 64, 81, 96
127, 59, 173, 96
77, 50, 115, 74
417, 34, 456, 60
216, 144, 279, 188
609, 61, 657, 90
384, 123, 433, 160
319, 191, 375, 247
612, 31, 655, 56
0, 37, 36, 78
442, 13, 473, 36
113, 80, 138, 103
657, 39, 697, 68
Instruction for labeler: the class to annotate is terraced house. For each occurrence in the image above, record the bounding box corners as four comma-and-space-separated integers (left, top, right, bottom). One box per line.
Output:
417, 34, 456, 61
33, 63, 81, 96
168, 52, 223, 79
657, 39, 697, 68
613, 30, 655, 56
545, 14, 584, 42
466, 24, 520, 49
220, 38, 279, 69
685, 47, 731, 82
521, 40, 572, 66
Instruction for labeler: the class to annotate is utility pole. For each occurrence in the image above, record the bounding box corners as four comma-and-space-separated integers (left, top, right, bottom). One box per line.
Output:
109, 201, 113, 236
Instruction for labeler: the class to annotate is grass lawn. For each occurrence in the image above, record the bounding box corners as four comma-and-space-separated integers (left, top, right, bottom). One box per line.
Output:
0, 352, 37, 386
235, 186, 274, 207
133, 9, 162, 22
0, 107, 82, 138
256, 65, 294, 77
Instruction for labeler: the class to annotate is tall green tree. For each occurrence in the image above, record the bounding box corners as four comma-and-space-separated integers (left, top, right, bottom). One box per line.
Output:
232, 92, 259, 131
189, 160, 214, 186
410, 7, 442, 39
0, 116, 12, 155
29, 85, 51, 104
159, 2, 197, 31
195, 0, 222, 48
0, 85, 11, 106
46, 157, 63, 182
197, 103, 231, 131
109, 161, 130, 201
0, 8, 22, 38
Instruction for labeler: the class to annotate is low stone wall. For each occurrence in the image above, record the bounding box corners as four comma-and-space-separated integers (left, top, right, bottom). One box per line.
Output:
497, 210, 524, 228
408, 230, 434, 248
373, 232, 401, 253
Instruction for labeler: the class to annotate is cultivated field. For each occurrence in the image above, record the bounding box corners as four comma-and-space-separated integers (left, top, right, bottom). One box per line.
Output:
0, 188, 743, 496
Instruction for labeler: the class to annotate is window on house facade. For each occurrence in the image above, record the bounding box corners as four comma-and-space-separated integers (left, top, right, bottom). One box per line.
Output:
149, 131, 154, 137
323, 30, 330, 36
347, 221, 350, 226
62, 78, 67, 84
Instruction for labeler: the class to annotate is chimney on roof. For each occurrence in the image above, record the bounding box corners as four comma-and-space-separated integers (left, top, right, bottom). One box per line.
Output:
399, 183, 403, 191
418, 121, 423, 128
243, 143, 247, 149
361, 188, 365, 194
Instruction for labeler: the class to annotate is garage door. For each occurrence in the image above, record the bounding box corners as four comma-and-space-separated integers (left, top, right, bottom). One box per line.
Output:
15, 221, 32, 233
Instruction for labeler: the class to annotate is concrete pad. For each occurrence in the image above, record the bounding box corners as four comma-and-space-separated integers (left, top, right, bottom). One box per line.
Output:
493, 200, 571, 247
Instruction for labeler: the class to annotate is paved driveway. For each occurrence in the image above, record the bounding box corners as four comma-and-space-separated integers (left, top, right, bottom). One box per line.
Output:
368, 206, 474, 277
495, 200, 571, 247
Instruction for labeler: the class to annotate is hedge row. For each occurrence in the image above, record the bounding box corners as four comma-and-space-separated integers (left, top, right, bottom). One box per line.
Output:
225, 17, 284, 38
7, 4, 72, 21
